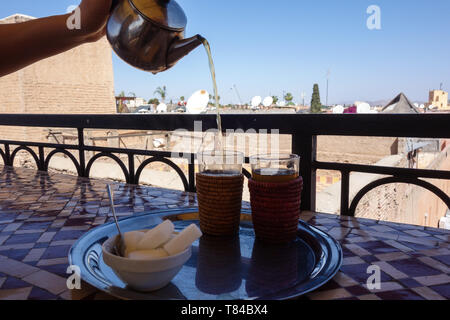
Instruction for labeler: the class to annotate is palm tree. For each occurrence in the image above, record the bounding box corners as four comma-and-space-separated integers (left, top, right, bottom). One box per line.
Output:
284, 92, 294, 103
209, 94, 221, 107
154, 86, 167, 103
129, 92, 136, 98
116, 91, 126, 113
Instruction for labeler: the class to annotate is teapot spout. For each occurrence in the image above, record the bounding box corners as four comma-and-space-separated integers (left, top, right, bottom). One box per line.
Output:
167, 34, 204, 69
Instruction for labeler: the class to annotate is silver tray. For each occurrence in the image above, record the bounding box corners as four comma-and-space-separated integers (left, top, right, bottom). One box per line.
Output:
69, 208, 342, 300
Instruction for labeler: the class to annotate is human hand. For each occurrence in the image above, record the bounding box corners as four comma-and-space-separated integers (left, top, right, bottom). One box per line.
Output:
76, 0, 112, 42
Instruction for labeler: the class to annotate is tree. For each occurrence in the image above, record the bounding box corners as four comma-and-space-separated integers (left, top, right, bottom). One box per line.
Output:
129, 92, 136, 97
272, 96, 279, 105
209, 94, 220, 101
148, 98, 159, 105
180, 96, 185, 102
310, 84, 322, 113
116, 91, 126, 113
118, 104, 130, 114
284, 92, 294, 105
154, 86, 167, 103
209, 94, 221, 107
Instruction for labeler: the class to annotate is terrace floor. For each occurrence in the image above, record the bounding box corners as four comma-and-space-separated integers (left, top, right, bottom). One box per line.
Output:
0, 165, 449, 300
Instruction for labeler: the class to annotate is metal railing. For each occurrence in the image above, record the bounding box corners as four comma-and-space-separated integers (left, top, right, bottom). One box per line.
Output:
0, 113, 449, 216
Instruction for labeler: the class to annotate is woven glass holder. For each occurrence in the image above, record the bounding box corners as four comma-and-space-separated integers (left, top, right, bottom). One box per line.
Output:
248, 176, 303, 244
196, 173, 244, 236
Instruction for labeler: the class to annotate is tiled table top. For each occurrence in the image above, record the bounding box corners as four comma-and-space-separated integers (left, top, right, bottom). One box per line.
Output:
0, 165, 449, 300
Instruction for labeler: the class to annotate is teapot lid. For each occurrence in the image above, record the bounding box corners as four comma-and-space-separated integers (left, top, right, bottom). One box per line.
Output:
131, 0, 187, 31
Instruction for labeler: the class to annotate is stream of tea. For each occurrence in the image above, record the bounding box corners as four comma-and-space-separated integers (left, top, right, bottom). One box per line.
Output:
201, 38, 223, 151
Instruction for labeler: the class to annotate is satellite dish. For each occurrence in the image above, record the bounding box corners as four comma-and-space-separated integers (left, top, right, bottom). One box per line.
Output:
277, 100, 286, 107
357, 102, 371, 114
429, 104, 435, 110
419, 104, 425, 109
414, 103, 419, 108
186, 90, 209, 114
332, 105, 344, 114
153, 138, 165, 148
156, 103, 167, 113
263, 96, 273, 107
251, 96, 262, 108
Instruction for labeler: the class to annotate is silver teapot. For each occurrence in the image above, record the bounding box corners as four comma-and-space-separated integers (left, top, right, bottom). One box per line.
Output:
107, 0, 204, 74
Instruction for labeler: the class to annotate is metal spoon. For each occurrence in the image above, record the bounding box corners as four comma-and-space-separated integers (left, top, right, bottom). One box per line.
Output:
106, 184, 126, 257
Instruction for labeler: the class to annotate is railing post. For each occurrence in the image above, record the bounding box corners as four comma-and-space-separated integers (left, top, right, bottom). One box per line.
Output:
340, 170, 351, 216
77, 128, 86, 177
188, 154, 196, 192
4, 144, 11, 166
38, 146, 45, 171
128, 153, 135, 184
292, 134, 317, 212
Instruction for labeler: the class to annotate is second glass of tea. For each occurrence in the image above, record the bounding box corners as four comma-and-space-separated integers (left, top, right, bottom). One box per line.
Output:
249, 154, 302, 244
250, 154, 300, 183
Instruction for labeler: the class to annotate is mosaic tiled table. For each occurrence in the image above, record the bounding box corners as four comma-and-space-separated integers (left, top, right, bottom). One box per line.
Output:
0, 165, 449, 300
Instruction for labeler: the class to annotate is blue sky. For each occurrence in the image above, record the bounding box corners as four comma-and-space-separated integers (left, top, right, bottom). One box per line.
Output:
1, 0, 449, 105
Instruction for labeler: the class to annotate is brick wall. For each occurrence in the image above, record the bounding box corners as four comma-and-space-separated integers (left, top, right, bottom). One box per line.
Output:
355, 145, 450, 228
414, 144, 450, 228
317, 136, 398, 164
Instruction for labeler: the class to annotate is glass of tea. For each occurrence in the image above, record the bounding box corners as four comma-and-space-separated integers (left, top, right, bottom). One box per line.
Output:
196, 150, 244, 236
248, 154, 303, 244
250, 154, 300, 183
198, 150, 244, 175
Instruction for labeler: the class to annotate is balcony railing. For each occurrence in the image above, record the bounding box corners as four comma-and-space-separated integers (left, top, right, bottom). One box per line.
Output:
0, 113, 449, 217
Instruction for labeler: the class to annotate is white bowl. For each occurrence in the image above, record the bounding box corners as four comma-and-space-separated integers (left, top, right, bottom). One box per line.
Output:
102, 235, 192, 292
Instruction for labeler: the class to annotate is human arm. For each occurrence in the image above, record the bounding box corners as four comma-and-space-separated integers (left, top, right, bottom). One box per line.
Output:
0, 0, 112, 77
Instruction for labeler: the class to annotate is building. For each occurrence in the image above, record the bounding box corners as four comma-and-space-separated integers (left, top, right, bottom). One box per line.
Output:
428, 90, 449, 110
382, 93, 420, 114
115, 97, 147, 113
0, 14, 116, 141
